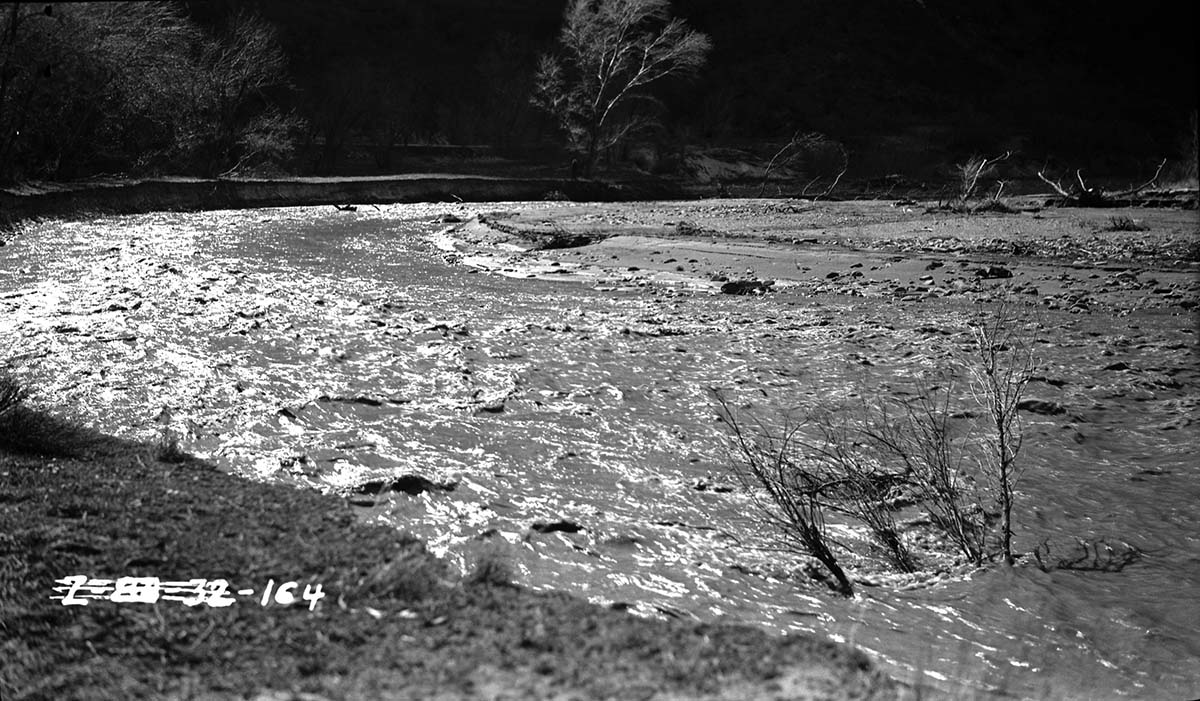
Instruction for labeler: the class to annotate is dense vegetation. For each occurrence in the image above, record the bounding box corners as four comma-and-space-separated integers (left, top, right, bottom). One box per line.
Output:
0, 3, 297, 182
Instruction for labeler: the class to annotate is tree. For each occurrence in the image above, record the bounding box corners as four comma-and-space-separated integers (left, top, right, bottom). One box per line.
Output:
532, 0, 710, 176
965, 302, 1034, 566
0, 3, 297, 182
187, 11, 301, 176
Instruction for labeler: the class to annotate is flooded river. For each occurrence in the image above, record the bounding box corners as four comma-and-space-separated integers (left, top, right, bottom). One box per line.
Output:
2, 205, 1197, 699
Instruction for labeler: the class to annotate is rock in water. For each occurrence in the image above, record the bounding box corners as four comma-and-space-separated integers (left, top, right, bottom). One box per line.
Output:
352, 475, 458, 497
974, 265, 1013, 279
531, 520, 584, 534
720, 279, 774, 295
1017, 399, 1066, 415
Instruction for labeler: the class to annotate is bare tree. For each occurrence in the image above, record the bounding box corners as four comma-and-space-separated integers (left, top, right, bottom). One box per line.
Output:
189, 11, 299, 176
0, 4, 297, 182
532, 0, 710, 176
760, 131, 849, 199
965, 302, 1035, 565
956, 151, 1010, 203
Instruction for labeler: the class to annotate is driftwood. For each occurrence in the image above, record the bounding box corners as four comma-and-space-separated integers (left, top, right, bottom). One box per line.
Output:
759, 131, 848, 201
1037, 158, 1167, 207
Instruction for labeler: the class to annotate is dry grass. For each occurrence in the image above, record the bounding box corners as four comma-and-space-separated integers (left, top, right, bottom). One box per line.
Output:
1104, 215, 1146, 232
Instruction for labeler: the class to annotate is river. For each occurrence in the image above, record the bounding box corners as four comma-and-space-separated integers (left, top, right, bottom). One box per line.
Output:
2, 205, 1197, 699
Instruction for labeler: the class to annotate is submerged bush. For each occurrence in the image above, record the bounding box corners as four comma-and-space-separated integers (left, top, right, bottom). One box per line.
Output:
0, 372, 30, 416
716, 302, 1039, 594
714, 398, 854, 596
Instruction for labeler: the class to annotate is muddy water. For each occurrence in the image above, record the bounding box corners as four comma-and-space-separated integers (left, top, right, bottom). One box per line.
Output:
2, 206, 1197, 699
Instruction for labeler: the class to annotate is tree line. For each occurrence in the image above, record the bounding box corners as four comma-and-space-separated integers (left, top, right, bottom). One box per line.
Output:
1, 2, 299, 182
2, 0, 1192, 184
0, 0, 709, 183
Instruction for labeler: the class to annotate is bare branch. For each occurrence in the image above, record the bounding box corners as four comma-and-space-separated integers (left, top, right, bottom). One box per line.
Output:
1037, 169, 1073, 199
1112, 158, 1167, 198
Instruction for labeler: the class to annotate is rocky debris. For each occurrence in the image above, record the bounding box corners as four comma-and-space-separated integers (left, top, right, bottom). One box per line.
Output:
530, 520, 584, 534
720, 279, 774, 295
316, 394, 409, 407
1030, 376, 1069, 388
675, 220, 718, 237
691, 478, 735, 493
974, 265, 1013, 279
1017, 399, 1066, 415
352, 475, 458, 498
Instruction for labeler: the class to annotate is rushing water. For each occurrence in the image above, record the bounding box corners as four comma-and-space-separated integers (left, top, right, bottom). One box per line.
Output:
2, 205, 1197, 699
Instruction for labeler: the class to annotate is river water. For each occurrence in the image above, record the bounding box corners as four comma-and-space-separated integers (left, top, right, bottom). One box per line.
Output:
2, 205, 1197, 699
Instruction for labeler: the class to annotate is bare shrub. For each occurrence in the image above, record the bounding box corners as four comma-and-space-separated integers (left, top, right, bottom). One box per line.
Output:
0, 372, 30, 416
965, 302, 1036, 565
799, 410, 917, 573
465, 546, 515, 587
715, 303, 1039, 593
861, 378, 988, 566
1104, 215, 1146, 232
714, 396, 854, 596
759, 131, 848, 200
956, 152, 1010, 203
532, 0, 711, 176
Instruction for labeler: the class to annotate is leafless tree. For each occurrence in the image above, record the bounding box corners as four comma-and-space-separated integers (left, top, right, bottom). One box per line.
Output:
956, 151, 1010, 203
965, 302, 1035, 565
533, 0, 710, 176
760, 131, 849, 199
0, 4, 297, 181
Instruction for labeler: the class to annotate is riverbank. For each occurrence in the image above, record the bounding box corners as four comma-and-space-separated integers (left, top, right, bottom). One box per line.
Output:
0, 175, 683, 234
0, 412, 899, 700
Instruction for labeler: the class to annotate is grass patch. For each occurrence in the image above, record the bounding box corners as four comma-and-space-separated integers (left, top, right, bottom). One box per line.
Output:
153, 429, 190, 464
465, 544, 517, 588
0, 373, 101, 457
1104, 215, 1147, 232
